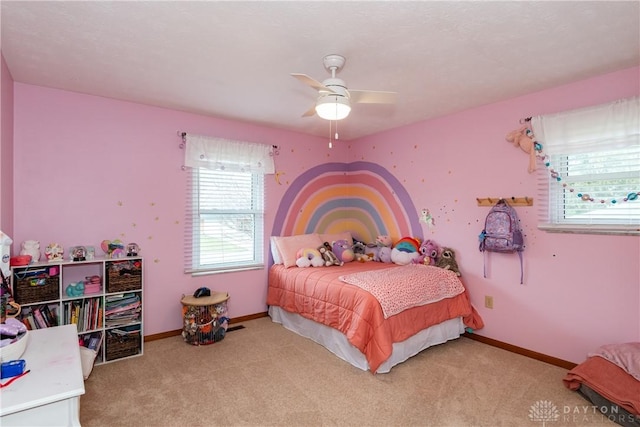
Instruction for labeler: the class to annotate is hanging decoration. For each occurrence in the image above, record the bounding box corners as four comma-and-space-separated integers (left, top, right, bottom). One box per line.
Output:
521, 123, 639, 205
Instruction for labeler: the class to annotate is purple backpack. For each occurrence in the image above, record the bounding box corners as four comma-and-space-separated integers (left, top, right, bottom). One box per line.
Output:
478, 199, 524, 284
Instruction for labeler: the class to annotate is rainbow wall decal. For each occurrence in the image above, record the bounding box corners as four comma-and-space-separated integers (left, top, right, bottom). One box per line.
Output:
272, 162, 422, 244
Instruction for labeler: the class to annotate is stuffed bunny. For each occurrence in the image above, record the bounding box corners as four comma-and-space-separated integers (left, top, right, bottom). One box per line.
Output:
506, 125, 537, 173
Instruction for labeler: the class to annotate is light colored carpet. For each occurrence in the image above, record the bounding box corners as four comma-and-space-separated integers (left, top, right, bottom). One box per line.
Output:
80, 317, 615, 427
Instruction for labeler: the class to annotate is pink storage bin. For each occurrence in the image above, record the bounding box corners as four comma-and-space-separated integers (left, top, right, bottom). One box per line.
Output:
84, 282, 102, 294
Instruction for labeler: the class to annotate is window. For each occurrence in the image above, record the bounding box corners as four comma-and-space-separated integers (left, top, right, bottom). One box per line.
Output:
185, 168, 265, 274
532, 97, 640, 235
182, 133, 274, 275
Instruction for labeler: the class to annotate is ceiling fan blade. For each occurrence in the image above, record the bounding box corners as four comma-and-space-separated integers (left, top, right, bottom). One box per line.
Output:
349, 90, 397, 104
302, 104, 317, 117
291, 73, 336, 93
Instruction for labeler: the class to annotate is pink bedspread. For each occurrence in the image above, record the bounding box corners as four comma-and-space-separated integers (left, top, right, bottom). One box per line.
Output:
267, 262, 484, 373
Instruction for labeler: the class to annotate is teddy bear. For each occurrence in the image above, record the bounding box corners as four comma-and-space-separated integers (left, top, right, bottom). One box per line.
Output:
332, 239, 355, 263
319, 242, 343, 266
506, 125, 537, 173
435, 247, 461, 276
20, 240, 41, 263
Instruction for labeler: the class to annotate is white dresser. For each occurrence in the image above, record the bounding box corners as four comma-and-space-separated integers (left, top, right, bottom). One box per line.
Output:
0, 324, 85, 426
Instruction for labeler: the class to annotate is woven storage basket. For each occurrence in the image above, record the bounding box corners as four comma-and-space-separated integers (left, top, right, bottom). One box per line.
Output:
105, 329, 141, 361
106, 260, 142, 293
14, 274, 59, 305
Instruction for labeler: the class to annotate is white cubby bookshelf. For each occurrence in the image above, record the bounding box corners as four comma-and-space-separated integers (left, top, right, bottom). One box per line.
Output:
10, 256, 143, 364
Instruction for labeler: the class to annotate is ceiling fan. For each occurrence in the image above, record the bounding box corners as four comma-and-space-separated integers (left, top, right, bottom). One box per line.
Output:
291, 54, 397, 121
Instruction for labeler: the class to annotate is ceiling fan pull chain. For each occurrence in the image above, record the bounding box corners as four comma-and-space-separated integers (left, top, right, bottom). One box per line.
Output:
329, 120, 333, 148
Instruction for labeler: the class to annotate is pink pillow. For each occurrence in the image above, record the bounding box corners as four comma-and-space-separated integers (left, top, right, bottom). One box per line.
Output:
273, 234, 324, 268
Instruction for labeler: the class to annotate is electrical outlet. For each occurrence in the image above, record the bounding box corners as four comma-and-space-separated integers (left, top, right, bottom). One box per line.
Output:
485, 295, 494, 309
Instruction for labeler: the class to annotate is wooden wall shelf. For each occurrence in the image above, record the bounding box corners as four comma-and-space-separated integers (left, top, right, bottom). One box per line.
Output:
476, 197, 534, 207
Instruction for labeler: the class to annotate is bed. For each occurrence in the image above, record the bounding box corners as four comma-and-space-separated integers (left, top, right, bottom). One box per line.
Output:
563, 342, 640, 427
266, 258, 483, 374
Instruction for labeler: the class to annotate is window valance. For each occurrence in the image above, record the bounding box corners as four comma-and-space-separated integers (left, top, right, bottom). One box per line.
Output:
184, 133, 275, 174
531, 97, 639, 155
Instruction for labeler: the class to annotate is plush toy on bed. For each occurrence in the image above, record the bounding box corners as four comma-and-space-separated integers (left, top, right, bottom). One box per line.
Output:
332, 239, 355, 263
295, 248, 325, 268
435, 247, 461, 276
371, 235, 393, 262
391, 237, 422, 265
319, 242, 343, 266
412, 239, 441, 265
352, 239, 366, 255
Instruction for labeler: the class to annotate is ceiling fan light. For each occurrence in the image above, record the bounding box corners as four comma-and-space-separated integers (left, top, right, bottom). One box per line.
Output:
315, 95, 351, 120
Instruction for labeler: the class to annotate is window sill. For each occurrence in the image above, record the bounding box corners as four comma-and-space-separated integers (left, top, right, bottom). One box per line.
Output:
186, 264, 265, 276
538, 223, 640, 236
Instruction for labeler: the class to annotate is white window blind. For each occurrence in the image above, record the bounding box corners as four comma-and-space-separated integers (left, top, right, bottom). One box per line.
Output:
183, 134, 271, 274
531, 97, 640, 235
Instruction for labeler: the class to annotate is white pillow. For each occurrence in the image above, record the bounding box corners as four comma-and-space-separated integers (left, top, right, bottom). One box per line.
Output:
273, 233, 324, 268
270, 236, 283, 264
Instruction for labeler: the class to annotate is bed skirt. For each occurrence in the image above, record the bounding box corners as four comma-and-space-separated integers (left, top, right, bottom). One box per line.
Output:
268, 305, 465, 373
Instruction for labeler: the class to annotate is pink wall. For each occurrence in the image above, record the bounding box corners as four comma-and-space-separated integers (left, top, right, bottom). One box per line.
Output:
10, 66, 639, 364
12, 83, 348, 335
352, 66, 640, 364
0, 52, 14, 235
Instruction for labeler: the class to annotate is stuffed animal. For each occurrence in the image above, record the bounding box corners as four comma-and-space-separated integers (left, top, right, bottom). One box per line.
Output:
354, 253, 373, 262
352, 239, 366, 255
370, 235, 393, 262
412, 239, 441, 265
295, 248, 325, 268
378, 247, 392, 263
391, 237, 421, 265
66, 281, 85, 297
332, 239, 355, 263
506, 125, 537, 173
319, 243, 343, 266
435, 247, 461, 276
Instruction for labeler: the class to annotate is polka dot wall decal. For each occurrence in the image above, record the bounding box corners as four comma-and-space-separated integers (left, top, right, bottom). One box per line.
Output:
154, 258, 160, 263
175, 220, 180, 225
154, 217, 159, 221
148, 236, 153, 240
132, 223, 137, 228
150, 202, 156, 207
117, 201, 123, 206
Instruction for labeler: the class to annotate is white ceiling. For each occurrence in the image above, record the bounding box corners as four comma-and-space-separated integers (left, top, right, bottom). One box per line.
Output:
1, 1, 639, 141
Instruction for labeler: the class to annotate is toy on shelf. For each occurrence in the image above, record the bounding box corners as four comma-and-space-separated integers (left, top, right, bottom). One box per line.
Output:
126, 243, 140, 257
101, 239, 125, 258
66, 281, 85, 297
20, 240, 41, 263
44, 243, 64, 262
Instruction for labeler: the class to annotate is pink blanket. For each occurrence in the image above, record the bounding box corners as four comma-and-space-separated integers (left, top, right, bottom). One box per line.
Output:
339, 264, 465, 319
564, 356, 640, 416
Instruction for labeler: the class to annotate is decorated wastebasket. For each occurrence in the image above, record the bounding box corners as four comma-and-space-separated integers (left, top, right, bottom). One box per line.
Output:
180, 292, 230, 345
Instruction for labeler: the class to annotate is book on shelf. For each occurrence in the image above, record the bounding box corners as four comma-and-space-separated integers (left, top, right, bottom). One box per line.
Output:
33, 307, 49, 328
